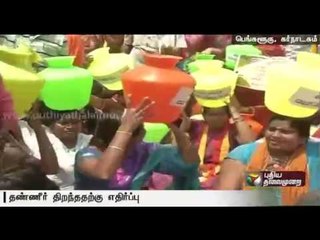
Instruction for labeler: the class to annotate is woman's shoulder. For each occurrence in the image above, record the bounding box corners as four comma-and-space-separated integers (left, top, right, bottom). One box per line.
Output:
75, 146, 101, 162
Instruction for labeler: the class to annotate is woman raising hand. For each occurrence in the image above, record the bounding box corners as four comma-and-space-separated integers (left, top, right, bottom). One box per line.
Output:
75, 96, 200, 190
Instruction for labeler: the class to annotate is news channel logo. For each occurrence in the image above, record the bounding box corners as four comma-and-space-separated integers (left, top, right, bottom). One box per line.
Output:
246, 172, 262, 187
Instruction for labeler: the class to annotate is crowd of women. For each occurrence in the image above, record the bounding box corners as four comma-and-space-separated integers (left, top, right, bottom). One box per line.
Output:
0, 34, 319, 206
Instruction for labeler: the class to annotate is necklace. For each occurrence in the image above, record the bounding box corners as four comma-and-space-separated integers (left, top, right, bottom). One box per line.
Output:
265, 155, 293, 171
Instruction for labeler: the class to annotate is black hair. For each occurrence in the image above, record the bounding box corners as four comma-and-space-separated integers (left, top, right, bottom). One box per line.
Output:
90, 111, 142, 148
184, 94, 196, 117
269, 114, 311, 139
0, 164, 59, 190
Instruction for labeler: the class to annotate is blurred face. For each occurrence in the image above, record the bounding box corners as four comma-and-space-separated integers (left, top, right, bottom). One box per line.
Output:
51, 114, 82, 141
203, 107, 229, 130
265, 120, 305, 154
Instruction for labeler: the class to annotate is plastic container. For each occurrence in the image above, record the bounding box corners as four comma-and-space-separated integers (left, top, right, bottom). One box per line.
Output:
39, 56, 93, 111
188, 59, 224, 73
192, 68, 238, 108
195, 53, 215, 60
265, 62, 320, 118
177, 54, 215, 72
0, 61, 45, 116
225, 45, 262, 70
143, 123, 170, 143
88, 46, 110, 59
88, 47, 133, 91
0, 44, 41, 72
297, 52, 320, 68
121, 53, 196, 123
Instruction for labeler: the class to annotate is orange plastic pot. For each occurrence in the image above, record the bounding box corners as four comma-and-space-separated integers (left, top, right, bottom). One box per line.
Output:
121, 53, 196, 123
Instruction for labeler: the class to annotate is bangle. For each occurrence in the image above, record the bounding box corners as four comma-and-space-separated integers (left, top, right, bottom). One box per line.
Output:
116, 130, 132, 135
108, 146, 125, 152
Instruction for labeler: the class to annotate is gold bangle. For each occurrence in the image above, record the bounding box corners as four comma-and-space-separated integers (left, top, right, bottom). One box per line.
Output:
108, 146, 125, 152
116, 130, 132, 135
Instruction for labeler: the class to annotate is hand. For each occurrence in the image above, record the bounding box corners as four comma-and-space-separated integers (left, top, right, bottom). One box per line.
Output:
0, 129, 31, 156
84, 55, 94, 68
1, 120, 24, 142
26, 100, 42, 130
0, 130, 32, 173
202, 47, 225, 60
201, 48, 215, 55
225, 100, 241, 119
179, 112, 192, 132
184, 95, 196, 117
168, 121, 190, 139
120, 95, 154, 132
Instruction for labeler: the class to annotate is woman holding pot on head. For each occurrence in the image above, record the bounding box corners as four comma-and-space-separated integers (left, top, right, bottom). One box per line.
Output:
180, 97, 257, 190
216, 114, 320, 205
90, 78, 126, 114
20, 101, 92, 190
74, 96, 200, 190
